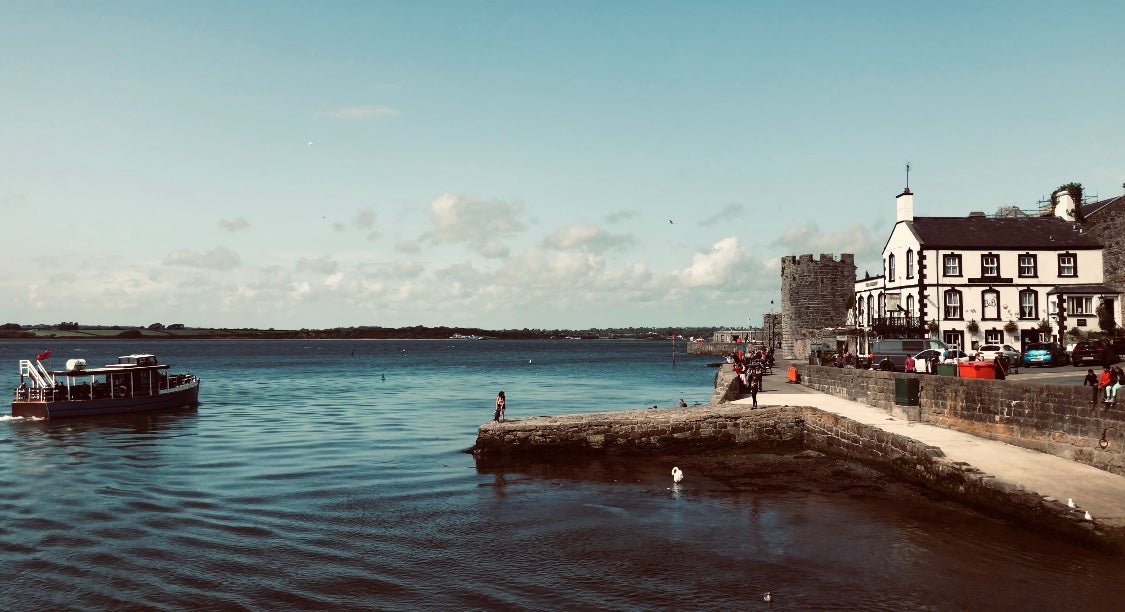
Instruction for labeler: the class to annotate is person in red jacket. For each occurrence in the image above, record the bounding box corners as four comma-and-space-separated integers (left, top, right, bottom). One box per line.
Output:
1098, 366, 1112, 407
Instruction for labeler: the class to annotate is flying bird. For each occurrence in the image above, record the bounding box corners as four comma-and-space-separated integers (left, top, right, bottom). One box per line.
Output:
668, 219, 674, 224
307, 139, 314, 147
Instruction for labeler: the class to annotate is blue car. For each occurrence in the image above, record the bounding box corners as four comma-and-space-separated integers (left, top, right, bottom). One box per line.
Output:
1020, 342, 1069, 367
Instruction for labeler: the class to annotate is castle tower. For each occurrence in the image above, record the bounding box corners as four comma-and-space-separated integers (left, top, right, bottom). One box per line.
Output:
780, 253, 857, 359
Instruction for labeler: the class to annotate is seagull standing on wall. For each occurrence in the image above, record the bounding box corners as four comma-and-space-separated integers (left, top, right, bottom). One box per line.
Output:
1068, 498, 1076, 509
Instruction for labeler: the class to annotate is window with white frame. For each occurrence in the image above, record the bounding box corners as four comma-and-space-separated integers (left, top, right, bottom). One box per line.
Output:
856, 297, 863, 324
1019, 290, 1037, 319
985, 330, 1003, 344
1018, 254, 1037, 278
943, 331, 963, 349
906, 249, 914, 279
888, 254, 895, 282
981, 254, 1000, 277
1067, 296, 1093, 315
906, 294, 914, 316
867, 295, 874, 325
944, 289, 963, 319
943, 254, 962, 277
1058, 253, 1077, 277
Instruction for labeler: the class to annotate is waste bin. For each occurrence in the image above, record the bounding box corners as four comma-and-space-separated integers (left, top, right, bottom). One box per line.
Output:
895, 377, 920, 406
936, 363, 958, 377
958, 361, 996, 379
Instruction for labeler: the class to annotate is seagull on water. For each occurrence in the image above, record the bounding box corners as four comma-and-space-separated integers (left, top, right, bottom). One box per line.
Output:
671, 466, 684, 483
1067, 498, 1076, 509
764, 591, 772, 602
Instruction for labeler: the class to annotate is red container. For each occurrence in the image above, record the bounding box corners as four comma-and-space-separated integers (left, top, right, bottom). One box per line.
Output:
958, 361, 996, 379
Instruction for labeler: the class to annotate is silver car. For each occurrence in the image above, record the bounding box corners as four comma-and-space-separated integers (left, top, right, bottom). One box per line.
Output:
977, 344, 1020, 362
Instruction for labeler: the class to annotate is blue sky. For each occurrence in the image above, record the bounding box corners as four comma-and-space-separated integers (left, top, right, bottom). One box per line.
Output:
2, 1, 1123, 329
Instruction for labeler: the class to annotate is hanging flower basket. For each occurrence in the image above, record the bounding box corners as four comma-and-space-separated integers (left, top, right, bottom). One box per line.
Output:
926, 320, 939, 335
1003, 320, 1018, 333
966, 319, 980, 334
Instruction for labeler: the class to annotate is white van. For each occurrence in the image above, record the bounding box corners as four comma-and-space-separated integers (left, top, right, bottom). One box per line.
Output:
871, 338, 950, 371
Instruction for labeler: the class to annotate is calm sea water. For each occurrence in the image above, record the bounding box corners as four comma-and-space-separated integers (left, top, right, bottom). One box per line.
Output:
1, 339, 1123, 611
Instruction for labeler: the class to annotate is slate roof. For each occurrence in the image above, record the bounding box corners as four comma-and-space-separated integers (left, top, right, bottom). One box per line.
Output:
906, 216, 1102, 250
1084, 195, 1125, 218
1046, 284, 1119, 295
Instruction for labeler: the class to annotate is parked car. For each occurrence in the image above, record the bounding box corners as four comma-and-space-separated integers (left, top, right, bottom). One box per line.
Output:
1111, 337, 1125, 358
1021, 342, 1069, 367
1071, 340, 1114, 365
977, 344, 1020, 362
913, 348, 969, 373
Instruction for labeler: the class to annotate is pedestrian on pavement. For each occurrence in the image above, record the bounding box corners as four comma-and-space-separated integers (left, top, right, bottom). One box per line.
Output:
1084, 369, 1099, 406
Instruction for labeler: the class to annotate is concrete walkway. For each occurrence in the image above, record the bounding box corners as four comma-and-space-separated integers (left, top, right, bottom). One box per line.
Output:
735, 384, 1125, 530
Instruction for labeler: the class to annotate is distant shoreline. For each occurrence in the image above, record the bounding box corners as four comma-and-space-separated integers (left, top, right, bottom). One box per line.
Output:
0, 325, 722, 342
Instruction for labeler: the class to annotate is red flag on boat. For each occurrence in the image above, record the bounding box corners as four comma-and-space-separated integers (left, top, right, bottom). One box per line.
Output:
36, 349, 51, 361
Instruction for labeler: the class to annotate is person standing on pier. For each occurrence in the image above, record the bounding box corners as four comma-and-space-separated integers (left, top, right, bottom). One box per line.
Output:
494, 391, 506, 422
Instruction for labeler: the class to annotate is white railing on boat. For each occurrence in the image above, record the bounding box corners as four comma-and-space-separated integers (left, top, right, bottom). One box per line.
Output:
19, 359, 55, 388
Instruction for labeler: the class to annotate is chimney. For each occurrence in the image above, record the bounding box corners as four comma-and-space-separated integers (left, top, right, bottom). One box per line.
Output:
1053, 187, 1075, 222
896, 187, 914, 222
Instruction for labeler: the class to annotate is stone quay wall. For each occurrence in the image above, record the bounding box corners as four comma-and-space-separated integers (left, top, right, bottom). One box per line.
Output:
473, 405, 805, 457
794, 364, 1125, 477
474, 403, 1116, 548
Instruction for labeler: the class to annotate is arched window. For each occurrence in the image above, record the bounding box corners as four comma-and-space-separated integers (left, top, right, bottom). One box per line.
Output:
888, 254, 896, 282
944, 289, 963, 320
867, 295, 874, 325
878, 293, 885, 318
906, 294, 915, 317
906, 249, 914, 279
1019, 289, 1037, 319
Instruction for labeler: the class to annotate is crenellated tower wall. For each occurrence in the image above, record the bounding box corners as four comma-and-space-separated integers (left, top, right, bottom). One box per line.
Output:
780, 253, 857, 359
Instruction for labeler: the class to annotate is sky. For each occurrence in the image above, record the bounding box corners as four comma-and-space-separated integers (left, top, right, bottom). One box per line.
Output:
2, 1, 1123, 330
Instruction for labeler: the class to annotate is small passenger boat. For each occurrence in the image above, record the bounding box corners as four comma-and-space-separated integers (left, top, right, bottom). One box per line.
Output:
11, 353, 200, 419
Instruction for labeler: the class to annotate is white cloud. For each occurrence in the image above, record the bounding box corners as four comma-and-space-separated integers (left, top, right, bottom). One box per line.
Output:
296, 255, 339, 275
672, 237, 747, 288
543, 223, 634, 254
772, 222, 879, 271
163, 247, 241, 271
218, 216, 250, 232
290, 282, 311, 301
317, 105, 402, 120
425, 193, 527, 255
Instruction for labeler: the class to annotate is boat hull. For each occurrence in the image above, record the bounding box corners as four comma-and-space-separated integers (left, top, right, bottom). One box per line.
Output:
12, 381, 200, 419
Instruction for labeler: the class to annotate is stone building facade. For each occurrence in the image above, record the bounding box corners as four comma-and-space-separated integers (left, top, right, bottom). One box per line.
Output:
1081, 193, 1125, 332
780, 253, 856, 359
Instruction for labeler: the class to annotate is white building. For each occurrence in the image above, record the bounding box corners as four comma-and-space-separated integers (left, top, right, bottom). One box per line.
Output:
854, 188, 1118, 353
